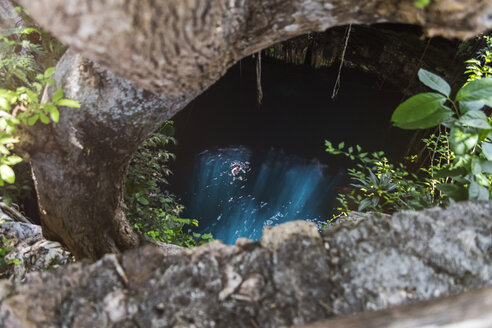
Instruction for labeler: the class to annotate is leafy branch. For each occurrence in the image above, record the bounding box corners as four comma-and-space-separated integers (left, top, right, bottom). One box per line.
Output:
0, 68, 79, 186
391, 69, 492, 201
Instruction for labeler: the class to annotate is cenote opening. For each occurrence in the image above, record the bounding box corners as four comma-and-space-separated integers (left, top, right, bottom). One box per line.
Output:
168, 56, 413, 244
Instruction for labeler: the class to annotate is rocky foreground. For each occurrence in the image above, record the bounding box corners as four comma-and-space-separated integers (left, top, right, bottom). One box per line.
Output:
0, 201, 491, 327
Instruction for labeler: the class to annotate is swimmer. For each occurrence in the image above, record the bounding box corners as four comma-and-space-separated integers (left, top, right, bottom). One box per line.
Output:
231, 164, 246, 181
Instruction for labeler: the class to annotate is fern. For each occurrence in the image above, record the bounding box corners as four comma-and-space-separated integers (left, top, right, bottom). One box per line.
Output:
0, 17, 65, 90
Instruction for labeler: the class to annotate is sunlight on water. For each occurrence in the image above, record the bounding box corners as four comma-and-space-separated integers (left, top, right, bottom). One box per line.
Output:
185, 146, 342, 244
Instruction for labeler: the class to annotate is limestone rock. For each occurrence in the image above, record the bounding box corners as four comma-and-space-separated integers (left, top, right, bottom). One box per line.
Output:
0, 209, 72, 281
0, 201, 490, 327
322, 201, 492, 313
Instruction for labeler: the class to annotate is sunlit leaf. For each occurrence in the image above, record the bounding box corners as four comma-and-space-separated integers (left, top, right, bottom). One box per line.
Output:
449, 128, 479, 155
56, 99, 80, 108
458, 110, 491, 129
0, 98, 10, 111
456, 77, 492, 105
44, 67, 55, 79
0, 164, 15, 184
39, 113, 50, 124
27, 115, 38, 126
0, 137, 18, 145
49, 107, 59, 123
3, 156, 22, 166
52, 88, 63, 103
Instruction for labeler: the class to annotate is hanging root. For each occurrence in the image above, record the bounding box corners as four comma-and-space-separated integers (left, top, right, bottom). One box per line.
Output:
331, 24, 352, 99
256, 51, 263, 105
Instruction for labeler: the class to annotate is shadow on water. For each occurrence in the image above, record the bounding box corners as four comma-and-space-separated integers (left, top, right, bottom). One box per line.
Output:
168, 56, 411, 244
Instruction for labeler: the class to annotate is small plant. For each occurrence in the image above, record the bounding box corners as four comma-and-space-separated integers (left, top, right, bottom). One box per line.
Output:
414, 0, 430, 9
391, 68, 492, 201
464, 36, 492, 82
0, 7, 71, 201
0, 219, 20, 270
0, 237, 15, 269
325, 141, 434, 218
0, 67, 79, 186
125, 121, 213, 247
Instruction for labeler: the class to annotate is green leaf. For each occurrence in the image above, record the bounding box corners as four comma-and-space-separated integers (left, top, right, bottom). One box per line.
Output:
0, 98, 10, 111
459, 100, 484, 114
338, 142, 344, 150
49, 107, 59, 123
449, 128, 479, 155
22, 27, 39, 35
27, 115, 38, 126
414, 0, 430, 8
471, 157, 482, 175
391, 93, 448, 129
137, 197, 149, 205
436, 183, 467, 201
52, 88, 63, 103
39, 114, 50, 124
44, 67, 56, 79
397, 107, 453, 130
201, 233, 213, 240
482, 142, 492, 161
0, 137, 18, 145
480, 160, 492, 173
56, 99, 80, 108
0, 164, 15, 184
458, 110, 491, 129
456, 77, 492, 105
358, 198, 371, 211
3, 156, 22, 166
10, 258, 21, 265
469, 181, 489, 200
418, 69, 451, 97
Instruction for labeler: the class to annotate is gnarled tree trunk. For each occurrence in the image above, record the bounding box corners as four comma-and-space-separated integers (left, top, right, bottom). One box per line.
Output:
13, 0, 492, 259
25, 51, 198, 259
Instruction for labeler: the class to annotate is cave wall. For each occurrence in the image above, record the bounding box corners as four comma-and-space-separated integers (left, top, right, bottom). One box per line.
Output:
267, 24, 477, 95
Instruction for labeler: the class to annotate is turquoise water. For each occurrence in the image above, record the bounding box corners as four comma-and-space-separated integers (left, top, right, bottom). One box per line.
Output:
185, 146, 342, 244
169, 58, 409, 245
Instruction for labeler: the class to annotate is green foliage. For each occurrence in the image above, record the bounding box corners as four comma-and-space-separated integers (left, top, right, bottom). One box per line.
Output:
0, 237, 14, 269
0, 218, 20, 270
414, 0, 431, 9
325, 141, 434, 217
391, 69, 492, 201
0, 68, 78, 186
0, 7, 75, 189
124, 121, 213, 248
0, 10, 65, 90
464, 36, 492, 82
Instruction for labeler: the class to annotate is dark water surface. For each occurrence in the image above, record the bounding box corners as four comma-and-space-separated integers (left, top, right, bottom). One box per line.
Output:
169, 57, 410, 244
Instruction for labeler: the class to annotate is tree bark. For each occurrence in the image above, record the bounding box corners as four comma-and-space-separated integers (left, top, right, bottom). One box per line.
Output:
25, 50, 197, 259
10, 0, 492, 259
17, 0, 492, 95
